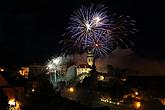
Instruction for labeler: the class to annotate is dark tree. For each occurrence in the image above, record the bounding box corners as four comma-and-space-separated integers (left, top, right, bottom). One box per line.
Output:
0, 89, 8, 110
23, 73, 66, 110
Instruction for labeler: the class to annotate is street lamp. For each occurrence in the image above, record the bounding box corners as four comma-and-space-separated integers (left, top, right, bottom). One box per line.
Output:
68, 87, 75, 93
0, 68, 4, 72
135, 91, 139, 96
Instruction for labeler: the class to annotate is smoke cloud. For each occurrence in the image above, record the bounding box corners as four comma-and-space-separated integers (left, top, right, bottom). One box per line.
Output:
95, 48, 165, 76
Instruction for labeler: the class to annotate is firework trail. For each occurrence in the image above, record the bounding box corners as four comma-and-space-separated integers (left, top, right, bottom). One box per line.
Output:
46, 56, 77, 89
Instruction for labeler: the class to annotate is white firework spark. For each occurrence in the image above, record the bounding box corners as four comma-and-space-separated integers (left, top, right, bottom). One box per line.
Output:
61, 4, 138, 57
68, 4, 110, 44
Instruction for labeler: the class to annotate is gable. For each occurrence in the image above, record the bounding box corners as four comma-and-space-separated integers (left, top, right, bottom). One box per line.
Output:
0, 74, 9, 87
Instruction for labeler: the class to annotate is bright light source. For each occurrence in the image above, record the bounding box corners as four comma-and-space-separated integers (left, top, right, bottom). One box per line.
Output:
93, 16, 101, 26
98, 75, 104, 81
47, 64, 54, 69
0, 68, 4, 72
95, 43, 99, 47
68, 87, 74, 93
52, 57, 61, 65
95, 16, 101, 23
19, 70, 22, 74
134, 101, 141, 109
15, 101, 21, 110
121, 78, 127, 81
32, 89, 35, 92
8, 99, 21, 110
135, 91, 139, 95
116, 102, 120, 105
100, 97, 112, 104
85, 22, 91, 31
46, 56, 63, 74
8, 99, 16, 106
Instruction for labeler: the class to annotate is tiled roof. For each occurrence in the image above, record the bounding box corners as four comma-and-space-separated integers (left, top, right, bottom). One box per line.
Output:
0, 74, 9, 87
77, 64, 91, 68
97, 72, 111, 76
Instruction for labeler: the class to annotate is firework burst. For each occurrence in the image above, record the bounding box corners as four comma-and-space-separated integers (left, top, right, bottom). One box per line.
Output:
67, 4, 110, 44
61, 4, 137, 57
86, 38, 114, 57
46, 56, 63, 74
107, 14, 138, 47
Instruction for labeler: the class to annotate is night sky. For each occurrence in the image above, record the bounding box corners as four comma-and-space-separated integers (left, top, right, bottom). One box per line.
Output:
0, 0, 163, 66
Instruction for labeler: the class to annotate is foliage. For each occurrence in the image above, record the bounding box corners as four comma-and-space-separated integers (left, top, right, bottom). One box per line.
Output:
0, 89, 8, 110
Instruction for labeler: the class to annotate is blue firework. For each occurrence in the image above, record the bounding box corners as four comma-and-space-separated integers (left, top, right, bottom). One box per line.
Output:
61, 4, 137, 57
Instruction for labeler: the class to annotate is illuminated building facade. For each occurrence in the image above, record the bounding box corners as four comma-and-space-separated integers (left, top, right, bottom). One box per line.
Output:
75, 51, 94, 82
19, 67, 29, 78
76, 51, 94, 76
76, 64, 91, 76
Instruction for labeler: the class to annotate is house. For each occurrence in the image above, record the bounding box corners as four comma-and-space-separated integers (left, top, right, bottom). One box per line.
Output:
29, 63, 46, 78
19, 67, 29, 78
76, 51, 94, 76
0, 72, 24, 110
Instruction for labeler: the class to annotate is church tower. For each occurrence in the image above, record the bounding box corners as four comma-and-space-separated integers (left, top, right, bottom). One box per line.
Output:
87, 51, 94, 66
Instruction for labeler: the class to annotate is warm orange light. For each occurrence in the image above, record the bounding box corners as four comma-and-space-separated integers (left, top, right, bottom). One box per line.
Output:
0, 68, 4, 72
68, 87, 74, 93
8, 99, 16, 106
160, 98, 165, 105
121, 78, 127, 81
116, 102, 120, 105
19, 70, 22, 74
8, 99, 21, 110
135, 91, 139, 95
134, 101, 141, 108
19, 67, 29, 78
98, 75, 104, 81
32, 89, 35, 92
15, 101, 21, 110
